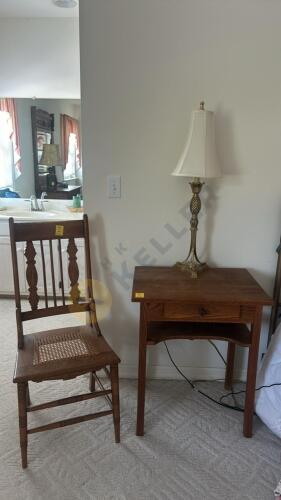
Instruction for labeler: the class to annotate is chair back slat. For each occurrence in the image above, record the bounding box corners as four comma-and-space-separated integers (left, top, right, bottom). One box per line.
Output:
57, 239, 65, 306
12, 219, 85, 242
9, 215, 101, 348
40, 240, 48, 308
49, 240, 57, 307
67, 237, 80, 304
24, 240, 39, 311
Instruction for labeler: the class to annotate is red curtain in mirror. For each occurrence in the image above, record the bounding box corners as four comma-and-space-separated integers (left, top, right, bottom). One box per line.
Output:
0, 98, 21, 175
60, 114, 81, 169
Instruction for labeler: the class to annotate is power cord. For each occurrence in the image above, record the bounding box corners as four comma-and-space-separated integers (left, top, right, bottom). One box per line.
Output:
164, 340, 281, 413
220, 382, 281, 405
163, 341, 244, 412
207, 340, 241, 408
208, 340, 226, 366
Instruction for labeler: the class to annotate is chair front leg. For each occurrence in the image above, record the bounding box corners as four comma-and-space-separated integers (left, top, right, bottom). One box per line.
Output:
17, 382, 28, 468
110, 365, 120, 443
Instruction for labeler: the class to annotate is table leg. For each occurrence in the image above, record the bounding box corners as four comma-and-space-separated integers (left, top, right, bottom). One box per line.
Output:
136, 303, 148, 436
224, 342, 236, 390
243, 307, 262, 438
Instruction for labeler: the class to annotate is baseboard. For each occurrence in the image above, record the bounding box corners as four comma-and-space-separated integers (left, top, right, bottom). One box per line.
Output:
118, 364, 247, 382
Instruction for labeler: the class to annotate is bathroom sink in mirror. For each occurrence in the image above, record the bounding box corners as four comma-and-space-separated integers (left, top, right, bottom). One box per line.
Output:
0, 209, 57, 220
0, 97, 82, 202
0, 207, 81, 221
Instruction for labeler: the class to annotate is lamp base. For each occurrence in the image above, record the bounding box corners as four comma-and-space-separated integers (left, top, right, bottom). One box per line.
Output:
175, 178, 207, 278
175, 259, 207, 279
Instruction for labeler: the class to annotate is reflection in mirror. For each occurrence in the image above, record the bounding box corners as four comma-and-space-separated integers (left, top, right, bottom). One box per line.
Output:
0, 98, 82, 200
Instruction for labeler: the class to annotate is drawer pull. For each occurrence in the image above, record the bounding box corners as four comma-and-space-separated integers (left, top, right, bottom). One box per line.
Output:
199, 307, 208, 316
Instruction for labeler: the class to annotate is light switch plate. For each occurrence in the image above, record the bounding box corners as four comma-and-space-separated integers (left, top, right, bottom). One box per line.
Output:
107, 175, 121, 198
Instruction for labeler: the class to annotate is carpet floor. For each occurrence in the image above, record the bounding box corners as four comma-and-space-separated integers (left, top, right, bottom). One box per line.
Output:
0, 299, 280, 500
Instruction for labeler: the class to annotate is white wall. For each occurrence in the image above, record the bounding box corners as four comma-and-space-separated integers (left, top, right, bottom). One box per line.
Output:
80, 0, 281, 380
0, 19, 80, 98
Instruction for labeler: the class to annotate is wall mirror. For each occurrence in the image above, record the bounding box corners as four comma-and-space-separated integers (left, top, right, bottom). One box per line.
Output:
0, 98, 82, 200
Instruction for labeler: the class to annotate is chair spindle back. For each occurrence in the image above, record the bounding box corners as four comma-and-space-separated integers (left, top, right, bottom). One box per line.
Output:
9, 214, 101, 349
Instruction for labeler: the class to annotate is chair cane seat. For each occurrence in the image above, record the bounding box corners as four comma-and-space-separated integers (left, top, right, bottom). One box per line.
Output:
14, 325, 120, 383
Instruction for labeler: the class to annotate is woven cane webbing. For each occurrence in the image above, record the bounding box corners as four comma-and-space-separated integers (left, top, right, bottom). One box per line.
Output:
33, 331, 98, 365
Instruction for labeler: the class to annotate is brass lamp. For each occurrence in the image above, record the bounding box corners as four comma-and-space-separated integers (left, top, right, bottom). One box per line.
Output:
40, 144, 61, 167
40, 144, 62, 191
172, 102, 221, 278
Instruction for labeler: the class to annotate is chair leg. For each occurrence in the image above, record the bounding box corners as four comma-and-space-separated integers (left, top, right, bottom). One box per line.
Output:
26, 383, 31, 406
224, 342, 236, 390
17, 383, 28, 469
110, 365, 120, 443
89, 372, 95, 392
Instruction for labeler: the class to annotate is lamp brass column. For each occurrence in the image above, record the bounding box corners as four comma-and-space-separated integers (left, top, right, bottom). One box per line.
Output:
176, 177, 206, 278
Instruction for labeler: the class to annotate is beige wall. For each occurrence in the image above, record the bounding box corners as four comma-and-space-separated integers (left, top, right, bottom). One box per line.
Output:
80, 0, 281, 379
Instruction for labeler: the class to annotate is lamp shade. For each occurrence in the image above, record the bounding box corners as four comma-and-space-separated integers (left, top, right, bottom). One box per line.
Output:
172, 104, 221, 179
40, 144, 61, 166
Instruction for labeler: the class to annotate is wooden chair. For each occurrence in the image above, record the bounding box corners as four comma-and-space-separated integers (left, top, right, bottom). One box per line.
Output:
9, 214, 120, 468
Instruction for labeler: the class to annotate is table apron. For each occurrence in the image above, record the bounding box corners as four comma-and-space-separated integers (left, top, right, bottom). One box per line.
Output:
144, 302, 257, 323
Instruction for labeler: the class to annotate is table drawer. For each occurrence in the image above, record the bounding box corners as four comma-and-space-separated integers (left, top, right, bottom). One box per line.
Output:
164, 303, 240, 321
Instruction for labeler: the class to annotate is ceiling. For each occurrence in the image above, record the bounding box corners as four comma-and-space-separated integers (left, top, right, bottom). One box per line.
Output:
0, 0, 79, 18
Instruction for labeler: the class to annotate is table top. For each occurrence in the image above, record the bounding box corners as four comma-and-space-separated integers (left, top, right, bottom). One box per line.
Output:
131, 266, 272, 305
52, 186, 81, 193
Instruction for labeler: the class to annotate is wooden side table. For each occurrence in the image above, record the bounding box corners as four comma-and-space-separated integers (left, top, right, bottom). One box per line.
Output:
131, 267, 272, 438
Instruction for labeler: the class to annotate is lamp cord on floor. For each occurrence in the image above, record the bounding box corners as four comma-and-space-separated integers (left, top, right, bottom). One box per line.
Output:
163, 340, 281, 413
220, 382, 281, 404
163, 341, 244, 412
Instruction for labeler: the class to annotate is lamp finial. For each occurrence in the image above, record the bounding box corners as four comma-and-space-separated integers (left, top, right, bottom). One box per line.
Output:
200, 101, 205, 110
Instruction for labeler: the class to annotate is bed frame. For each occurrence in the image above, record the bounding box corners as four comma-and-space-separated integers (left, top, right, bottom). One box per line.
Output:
268, 236, 281, 347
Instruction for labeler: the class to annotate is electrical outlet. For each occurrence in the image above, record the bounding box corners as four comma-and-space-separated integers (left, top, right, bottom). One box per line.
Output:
107, 175, 121, 198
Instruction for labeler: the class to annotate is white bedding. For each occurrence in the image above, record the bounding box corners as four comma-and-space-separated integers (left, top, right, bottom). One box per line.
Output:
255, 321, 281, 439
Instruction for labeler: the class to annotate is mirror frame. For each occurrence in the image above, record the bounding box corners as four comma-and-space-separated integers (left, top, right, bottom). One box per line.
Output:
31, 106, 54, 197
